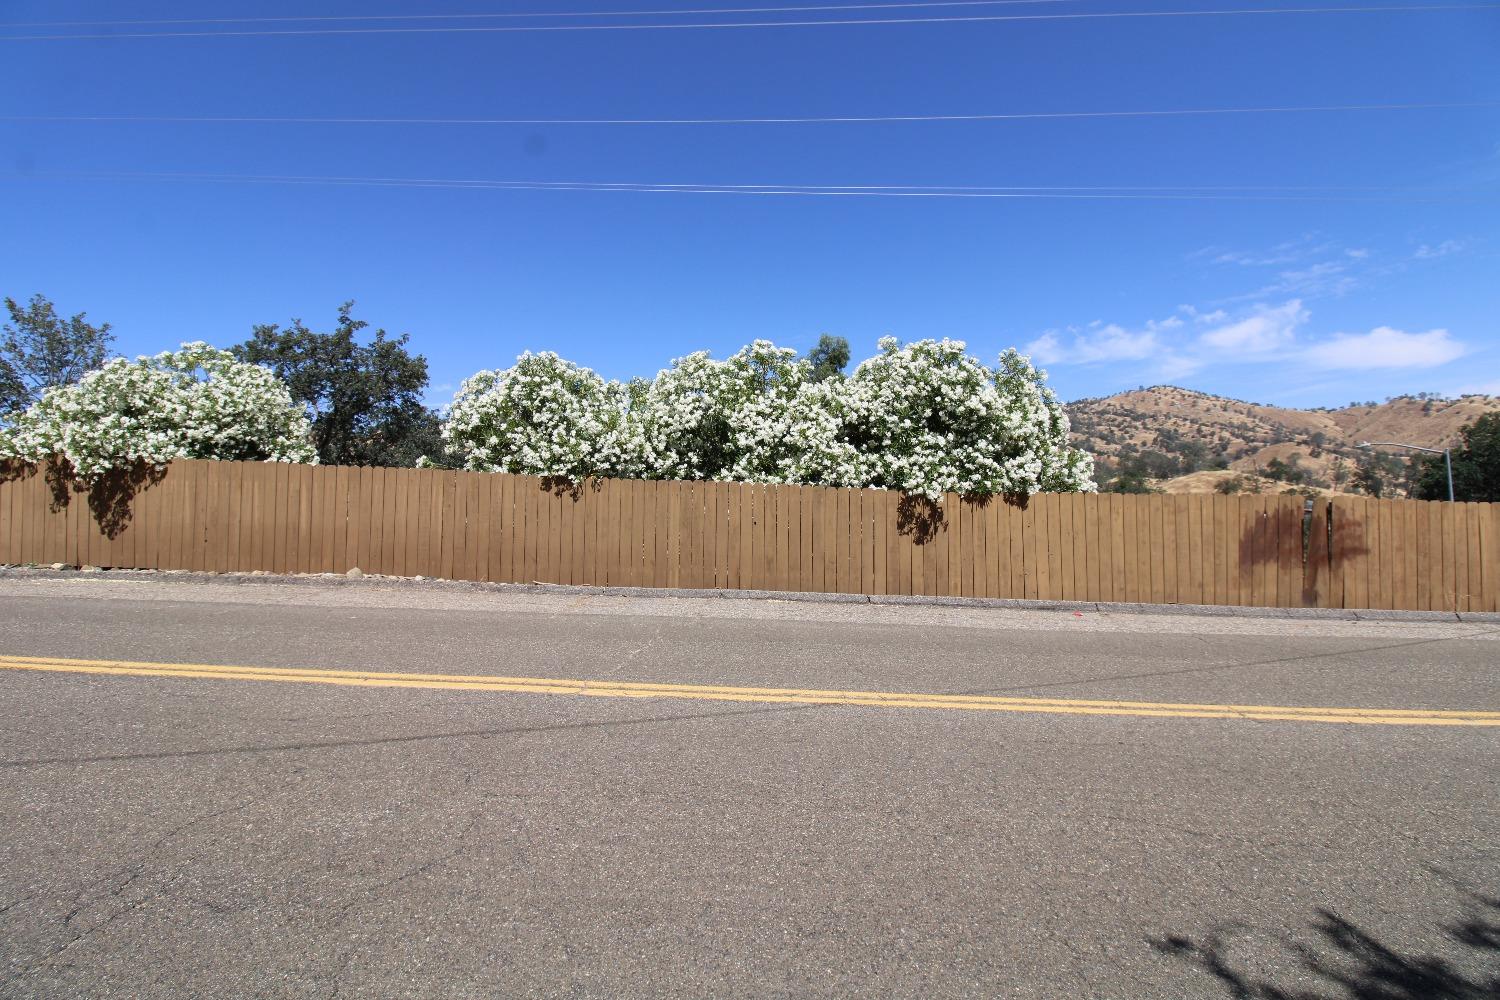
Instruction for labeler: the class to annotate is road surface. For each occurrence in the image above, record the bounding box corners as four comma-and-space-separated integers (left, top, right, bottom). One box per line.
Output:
1, 574, 1496, 998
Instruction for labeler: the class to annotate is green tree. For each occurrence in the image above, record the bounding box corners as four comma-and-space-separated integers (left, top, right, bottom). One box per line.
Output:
1264, 456, 1306, 484
1105, 455, 1160, 494
233, 302, 444, 467
1, 293, 114, 416
804, 334, 851, 382
1411, 413, 1500, 501
1351, 458, 1384, 498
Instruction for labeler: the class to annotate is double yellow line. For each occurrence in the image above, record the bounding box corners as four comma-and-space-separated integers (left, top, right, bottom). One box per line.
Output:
1, 653, 1497, 726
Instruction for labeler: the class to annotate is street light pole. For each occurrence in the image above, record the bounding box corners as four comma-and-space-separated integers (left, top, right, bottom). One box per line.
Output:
1358, 441, 1454, 502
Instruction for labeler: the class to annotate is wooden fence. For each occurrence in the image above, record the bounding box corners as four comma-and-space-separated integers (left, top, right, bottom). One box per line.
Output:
1, 458, 1496, 612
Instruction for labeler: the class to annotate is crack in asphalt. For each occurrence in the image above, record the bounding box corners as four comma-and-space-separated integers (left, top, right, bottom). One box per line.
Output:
0, 702, 817, 770
20, 777, 304, 976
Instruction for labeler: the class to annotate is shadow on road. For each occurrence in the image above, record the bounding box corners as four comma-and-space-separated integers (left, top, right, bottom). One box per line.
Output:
1149, 874, 1500, 998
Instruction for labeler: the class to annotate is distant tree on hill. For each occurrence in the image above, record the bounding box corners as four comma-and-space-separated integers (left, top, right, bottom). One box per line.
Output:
233, 302, 445, 468
1, 293, 114, 417
1352, 458, 1386, 498
1411, 413, 1500, 502
1264, 456, 1306, 484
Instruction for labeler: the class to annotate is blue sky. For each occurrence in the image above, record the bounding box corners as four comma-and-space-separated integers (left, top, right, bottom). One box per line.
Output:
3, 0, 1497, 408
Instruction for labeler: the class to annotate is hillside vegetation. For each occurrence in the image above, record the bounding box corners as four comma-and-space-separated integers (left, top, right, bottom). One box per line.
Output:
1065, 387, 1499, 497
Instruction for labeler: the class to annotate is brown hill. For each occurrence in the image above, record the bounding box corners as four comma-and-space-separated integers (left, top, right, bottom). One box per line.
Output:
1065, 387, 1498, 496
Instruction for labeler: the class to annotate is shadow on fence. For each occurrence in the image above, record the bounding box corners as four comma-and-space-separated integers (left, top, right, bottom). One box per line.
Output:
3, 458, 164, 540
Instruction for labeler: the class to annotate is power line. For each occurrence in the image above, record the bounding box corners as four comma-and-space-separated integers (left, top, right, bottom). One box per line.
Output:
0, 0, 1079, 30
4, 4, 1496, 40
16, 169, 1491, 201
5, 101, 1495, 127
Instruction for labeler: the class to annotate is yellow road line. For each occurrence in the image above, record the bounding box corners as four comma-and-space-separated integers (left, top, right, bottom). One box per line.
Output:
1, 654, 1496, 726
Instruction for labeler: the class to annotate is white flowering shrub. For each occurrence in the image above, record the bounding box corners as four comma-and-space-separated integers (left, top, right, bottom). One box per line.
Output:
619, 340, 809, 482
441, 338, 1093, 500
442, 351, 629, 480
0, 342, 316, 480
784, 338, 1093, 499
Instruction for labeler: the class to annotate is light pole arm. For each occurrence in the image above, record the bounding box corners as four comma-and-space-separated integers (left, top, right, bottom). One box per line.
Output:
1357, 441, 1454, 502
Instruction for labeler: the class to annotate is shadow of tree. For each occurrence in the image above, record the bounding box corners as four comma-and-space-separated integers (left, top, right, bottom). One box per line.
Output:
2, 457, 164, 540
1149, 875, 1500, 999
896, 493, 945, 544
539, 475, 589, 501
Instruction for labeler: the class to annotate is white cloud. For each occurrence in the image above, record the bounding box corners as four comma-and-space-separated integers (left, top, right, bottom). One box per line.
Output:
1024, 330, 1066, 365
1451, 378, 1500, 396
1181, 305, 1227, 324
1414, 239, 1465, 260
1198, 299, 1308, 355
1199, 234, 1337, 268
1156, 353, 1204, 380
1024, 321, 1162, 366
1301, 327, 1466, 370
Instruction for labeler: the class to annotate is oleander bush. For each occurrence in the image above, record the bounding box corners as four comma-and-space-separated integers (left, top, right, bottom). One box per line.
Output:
442, 338, 1095, 500
0, 342, 316, 480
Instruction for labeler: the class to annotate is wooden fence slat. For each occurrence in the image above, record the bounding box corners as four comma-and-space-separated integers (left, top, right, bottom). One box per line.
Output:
0, 474, 13, 564
1017, 498, 1037, 601
1424, 500, 1443, 612
1089, 494, 1108, 603
1474, 503, 1489, 611
1144, 495, 1162, 605
1381, 499, 1402, 611
1060, 493, 1077, 602
1450, 502, 1469, 613
309, 464, 329, 574
388, 467, 406, 578
1047, 495, 1063, 601
1369, 497, 1389, 610
1078, 493, 1098, 603
1276, 496, 1301, 609
1400, 500, 1419, 611
1113, 494, 1134, 603
1483, 503, 1499, 612
1169, 495, 1188, 605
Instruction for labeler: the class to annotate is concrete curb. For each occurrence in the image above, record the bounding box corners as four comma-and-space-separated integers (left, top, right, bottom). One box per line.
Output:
5, 565, 1496, 624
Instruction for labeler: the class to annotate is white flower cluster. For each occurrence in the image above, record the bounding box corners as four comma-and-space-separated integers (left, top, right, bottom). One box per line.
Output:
444, 338, 1094, 500
0, 342, 317, 480
617, 340, 810, 482
442, 351, 630, 481
784, 339, 1094, 498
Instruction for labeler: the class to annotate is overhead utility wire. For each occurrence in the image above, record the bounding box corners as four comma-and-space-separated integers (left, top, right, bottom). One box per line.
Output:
0, 0, 1080, 29
7, 101, 1495, 127
20, 170, 1491, 200
5, 5, 1497, 40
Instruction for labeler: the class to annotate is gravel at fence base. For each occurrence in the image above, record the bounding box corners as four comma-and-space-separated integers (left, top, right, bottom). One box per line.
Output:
4, 564, 1495, 624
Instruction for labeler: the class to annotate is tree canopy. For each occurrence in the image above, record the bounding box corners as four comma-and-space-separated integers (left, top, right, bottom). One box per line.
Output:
233, 302, 443, 468
804, 334, 851, 382
1, 294, 114, 417
1411, 413, 1500, 502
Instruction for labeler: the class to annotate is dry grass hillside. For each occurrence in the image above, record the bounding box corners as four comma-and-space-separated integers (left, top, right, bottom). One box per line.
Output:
1065, 387, 1498, 496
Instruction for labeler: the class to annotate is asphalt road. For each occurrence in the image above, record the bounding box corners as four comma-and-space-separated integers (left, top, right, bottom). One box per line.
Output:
0, 574, 1497, 999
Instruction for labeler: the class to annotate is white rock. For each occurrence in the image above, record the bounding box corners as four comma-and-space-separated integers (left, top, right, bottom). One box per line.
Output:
346, 567, 364, 579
